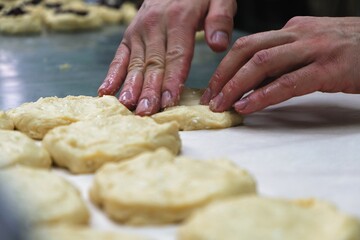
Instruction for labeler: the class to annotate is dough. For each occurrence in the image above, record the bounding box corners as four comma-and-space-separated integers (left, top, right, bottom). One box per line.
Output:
0, 130, 51, 169
120, 2, 137, 25
90, 148, 256, 225
91, 4, 123, 24
0, 5, 42, 35
30, 225, 149, 240
7, 95, 132, 139
0, 166, 89, 225
152, 88, 243, 130
0, 111, 14, 130
179, 196, 360, 240
43, 1, 103, 31
43, 115, 181, 173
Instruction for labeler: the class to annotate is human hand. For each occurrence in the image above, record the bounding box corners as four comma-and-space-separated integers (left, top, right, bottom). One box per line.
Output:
98, 0, 237, 116
200, 17, 360, 114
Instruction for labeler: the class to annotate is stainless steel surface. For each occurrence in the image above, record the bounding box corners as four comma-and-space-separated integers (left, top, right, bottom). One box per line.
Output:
0, 25, 246, 110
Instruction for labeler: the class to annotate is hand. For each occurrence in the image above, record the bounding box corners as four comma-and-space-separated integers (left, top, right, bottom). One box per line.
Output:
98, 0, 237, 116
200, 17, 360, 114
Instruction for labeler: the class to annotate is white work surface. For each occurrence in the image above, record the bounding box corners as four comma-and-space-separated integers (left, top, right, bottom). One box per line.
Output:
55, 91, 360, 240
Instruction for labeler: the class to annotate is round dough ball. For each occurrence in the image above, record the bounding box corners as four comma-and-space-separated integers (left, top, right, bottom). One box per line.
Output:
0, 166, 89, 225
0, 111, 14, 130
0, 130, 51, 169
179, 196, 360, 240
43, 115, 181, 173
7, 95, 132, 139
90, 148, 256, 225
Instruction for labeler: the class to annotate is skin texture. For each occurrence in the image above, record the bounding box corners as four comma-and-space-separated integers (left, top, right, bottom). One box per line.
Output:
98, 1, 360, 116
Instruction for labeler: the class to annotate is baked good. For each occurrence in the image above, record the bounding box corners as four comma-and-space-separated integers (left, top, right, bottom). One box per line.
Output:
0, 130, 51, 169
90, 148, 256, 225
152, 88, 243, 130
7, 95, 132, 139
43, 1, 103, 31
0, 111, 14, 130
43, 115, 181, 173
0, 5, 42, 35
0, 166, 89, 225
179, 196, 360, 240
30, 225, 149, 240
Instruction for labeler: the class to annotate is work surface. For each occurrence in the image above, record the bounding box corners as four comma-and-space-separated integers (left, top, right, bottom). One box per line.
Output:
1, 26, 360, 239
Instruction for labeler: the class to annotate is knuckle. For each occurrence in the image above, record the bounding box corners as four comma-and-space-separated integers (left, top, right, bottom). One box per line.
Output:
206, 13, 234, 25
212, 70, 225, 87
252, 50, 272, 66
128, 57, 144, 72
278, 74, 297, 92
233, 36, 250, 51
166, 45, 186, 63
145, 54, 165, 70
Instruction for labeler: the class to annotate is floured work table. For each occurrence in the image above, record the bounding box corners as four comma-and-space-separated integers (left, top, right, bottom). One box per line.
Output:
1, 25, 360, 239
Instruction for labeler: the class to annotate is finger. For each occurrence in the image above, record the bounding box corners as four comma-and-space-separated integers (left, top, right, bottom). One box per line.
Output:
98, 43, 130, 96
200, 30, 295, 104
161, 16, 196, 108
205, 0, 236, 52
209, 41, 313, 112
135, 15, 166, 116
234, 63, 321, 114
118, 37, 145, 109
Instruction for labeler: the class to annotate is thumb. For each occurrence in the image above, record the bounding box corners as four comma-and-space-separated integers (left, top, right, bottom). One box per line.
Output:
205, 0, 237, 52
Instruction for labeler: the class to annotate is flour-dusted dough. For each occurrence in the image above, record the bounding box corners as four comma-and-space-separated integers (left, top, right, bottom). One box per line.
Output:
0, 130, 51, 169
0, 166, 89, 225
30, 225, 149, 240
152, 88, 243, 130
0, 5, 42, 35
0, 111, 14, 130
7, 95, 132, 139
179, 196, 360, 240
43, 115, 181, 173
120, 2, 137, 25
43, 1, 103, 31
90, 148, 256, 225
91, 4, 123, 24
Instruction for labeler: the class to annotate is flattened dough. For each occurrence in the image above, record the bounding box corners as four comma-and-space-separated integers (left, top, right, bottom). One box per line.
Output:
30, 225, 149, 240
152, 88, 243, 130
0, 111, 14, 130
7, 95, 132, 139
90, 148, 256, 225
0, 130, 51, 169
179, 196, 360, 240
43, 115, 181, 173
0, 166, 89, 225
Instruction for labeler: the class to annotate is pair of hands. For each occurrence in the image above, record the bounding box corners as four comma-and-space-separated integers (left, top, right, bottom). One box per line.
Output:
98, 0, 360, 116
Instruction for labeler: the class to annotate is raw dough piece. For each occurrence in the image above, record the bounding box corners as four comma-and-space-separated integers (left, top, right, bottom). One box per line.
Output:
91, 3, 123, 24
90, 148, 256, 225
0, 130, 51, 169
30, 225, 149, 240
120, 2, 137, 25
152, 88, 243, 130
43, 115, 181, 173
0, 5, 42, 35
7, 95, 131, 139
0, 111, 14, 130
43, 1, 103, 31
179, 196, 360, 240
0, 166, 89, 225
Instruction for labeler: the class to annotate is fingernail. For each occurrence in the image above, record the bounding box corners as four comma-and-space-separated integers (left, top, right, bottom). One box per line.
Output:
200, 88, 212, 104
161, 90, 173, 108
136, 98, 151, 115
119, 91, 132, 103
211, 31, 229, 46
234, 98, 249, 112
209, 92, 224, 110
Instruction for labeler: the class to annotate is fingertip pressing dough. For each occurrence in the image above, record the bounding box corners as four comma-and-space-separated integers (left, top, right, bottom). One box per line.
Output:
152, 88, 243, 130
0, 111, 14, 130
43, 115, 181, 173
178, 196, 360, 240
7, 95, 132, 139
90, 148, 256, 225
30, 225, 149, 240
0, 166, 89, 225
0, 130, 51, 169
